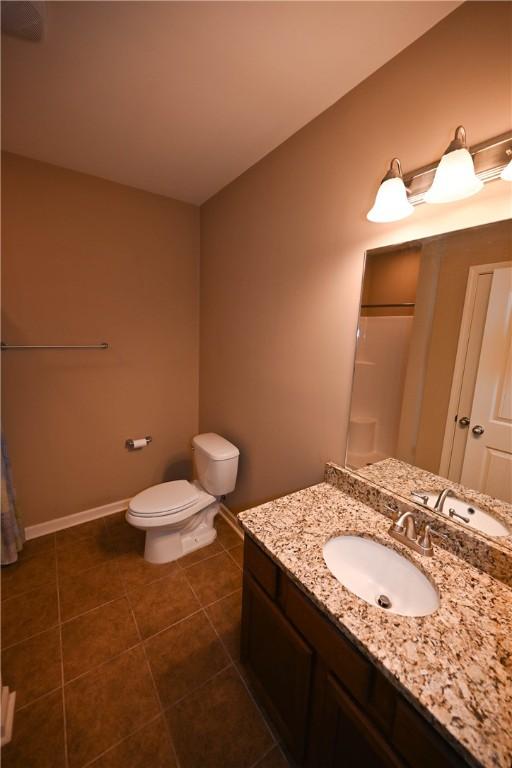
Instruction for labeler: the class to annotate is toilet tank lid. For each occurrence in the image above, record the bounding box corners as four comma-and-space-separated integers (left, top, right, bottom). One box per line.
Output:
192, 433, 239, 460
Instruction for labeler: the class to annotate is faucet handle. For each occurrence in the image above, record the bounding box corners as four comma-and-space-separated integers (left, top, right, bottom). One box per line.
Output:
418, 524, 448, 552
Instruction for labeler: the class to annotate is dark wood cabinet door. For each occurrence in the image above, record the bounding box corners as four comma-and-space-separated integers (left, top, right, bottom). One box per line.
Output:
241, 573, 313, 762
319, 673, 405, 768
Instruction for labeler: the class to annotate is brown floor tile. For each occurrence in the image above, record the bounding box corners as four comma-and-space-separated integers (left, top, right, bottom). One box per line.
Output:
1, 690, 66, 768
2, 628, 62, 710
104, 513, 145, 556
215, 516, 243, 550
254, 746, 291, 768
55, 517, 106, 548
65, 645, 160, 767
102, 510, 129, 535
184, 552, 242, 606
2, 583, 59, 648
145, 611, 229, 707
127, 571, 200, 639
228, 544, 244, 569
205, 589, 242, 661
56, 534, 116, 578
59, 560, 126, 621
62, 598, 139, 681
17, 533, 56, 562
117, 550, 181, 592
1, 550, 56, 601
166, 666, 273, 768
178, 539, 223, 568
88, 717, 177, 768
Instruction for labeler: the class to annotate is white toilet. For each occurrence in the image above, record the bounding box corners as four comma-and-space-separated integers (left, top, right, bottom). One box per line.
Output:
126, 433, 239, 564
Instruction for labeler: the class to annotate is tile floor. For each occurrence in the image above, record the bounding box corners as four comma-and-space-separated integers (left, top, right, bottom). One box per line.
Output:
1, 513, 291, 768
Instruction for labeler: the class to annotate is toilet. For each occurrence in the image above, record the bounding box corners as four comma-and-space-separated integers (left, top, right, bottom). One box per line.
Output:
126, 433, 239, 564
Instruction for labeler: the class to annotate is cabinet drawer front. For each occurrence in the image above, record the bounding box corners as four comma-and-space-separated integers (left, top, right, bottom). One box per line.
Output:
392, 698, 465, 768
241, 574, 313, 761
282, 577, 371, 705
244, 535, 279, 599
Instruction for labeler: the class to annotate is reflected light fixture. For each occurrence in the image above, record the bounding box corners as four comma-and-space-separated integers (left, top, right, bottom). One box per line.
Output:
367, 158, 414, 223
424, 126, 483, 204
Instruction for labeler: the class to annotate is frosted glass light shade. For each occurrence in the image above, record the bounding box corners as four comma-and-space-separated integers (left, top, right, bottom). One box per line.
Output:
424, 147, 483, 204
501, 159, 512, 181
367, 177, 414, 223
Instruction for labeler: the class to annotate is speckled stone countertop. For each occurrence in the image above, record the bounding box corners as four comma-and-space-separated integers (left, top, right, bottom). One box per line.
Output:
238, 482, 512, 768
358, 458, 512, 550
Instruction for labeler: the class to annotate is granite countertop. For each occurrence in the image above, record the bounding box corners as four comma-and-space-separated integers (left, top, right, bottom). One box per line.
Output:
238, 482, 512, 768
358, 458, 512, 550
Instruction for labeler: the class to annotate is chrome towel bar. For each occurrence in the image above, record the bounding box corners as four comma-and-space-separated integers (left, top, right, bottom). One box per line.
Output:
1, 342, 110, 350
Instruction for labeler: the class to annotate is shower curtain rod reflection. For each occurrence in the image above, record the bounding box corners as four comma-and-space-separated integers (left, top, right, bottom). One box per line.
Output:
1, 342, 110, 350
361, 302, 415, 308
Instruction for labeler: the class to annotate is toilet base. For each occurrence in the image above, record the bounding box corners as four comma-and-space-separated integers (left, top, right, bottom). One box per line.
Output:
143, 504, 219, 564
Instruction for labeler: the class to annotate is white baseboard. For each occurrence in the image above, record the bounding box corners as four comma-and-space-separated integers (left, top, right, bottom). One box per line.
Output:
25, 498, 130, 540
25, 497, 242, 543
219, 503, 244, 540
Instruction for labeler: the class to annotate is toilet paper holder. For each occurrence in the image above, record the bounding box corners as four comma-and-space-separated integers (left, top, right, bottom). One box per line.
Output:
125, 436, 153, 450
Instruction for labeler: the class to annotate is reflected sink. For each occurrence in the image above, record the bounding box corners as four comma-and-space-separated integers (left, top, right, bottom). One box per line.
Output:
323, 535, 439, 617
411, 490, 510, 538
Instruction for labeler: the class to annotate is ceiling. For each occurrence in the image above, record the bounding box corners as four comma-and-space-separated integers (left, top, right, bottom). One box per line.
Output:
2, 1, 459, 204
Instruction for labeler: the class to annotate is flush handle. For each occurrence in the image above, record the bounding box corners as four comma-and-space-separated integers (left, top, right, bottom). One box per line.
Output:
458, 416, 470, 427
472, 425, 485, 436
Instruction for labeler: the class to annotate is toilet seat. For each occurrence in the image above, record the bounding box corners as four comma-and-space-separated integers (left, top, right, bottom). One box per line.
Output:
129, 480, 200, 518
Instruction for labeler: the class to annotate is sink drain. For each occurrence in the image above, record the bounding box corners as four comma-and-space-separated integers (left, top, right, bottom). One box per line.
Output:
377, 594, 392, 609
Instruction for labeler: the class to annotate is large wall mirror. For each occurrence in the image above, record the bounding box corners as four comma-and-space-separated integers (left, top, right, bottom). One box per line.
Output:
346, 219, 512, 542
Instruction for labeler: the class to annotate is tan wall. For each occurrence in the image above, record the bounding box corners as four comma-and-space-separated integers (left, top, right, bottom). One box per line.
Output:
199, 1, 512, 512
415, 220, 512, 472
2, 153, 200, 526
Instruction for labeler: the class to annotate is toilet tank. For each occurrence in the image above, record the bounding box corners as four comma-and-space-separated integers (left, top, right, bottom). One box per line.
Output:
192, 433, 240, 496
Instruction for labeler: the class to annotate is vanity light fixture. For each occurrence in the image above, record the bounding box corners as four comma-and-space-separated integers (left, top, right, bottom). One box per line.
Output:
424, 126, 483, 204
367, 129, 512, 224
366, 158, 414, 223
500, 150, 512, 181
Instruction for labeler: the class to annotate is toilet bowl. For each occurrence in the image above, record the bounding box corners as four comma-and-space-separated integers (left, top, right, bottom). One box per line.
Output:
126, 433, 239, 564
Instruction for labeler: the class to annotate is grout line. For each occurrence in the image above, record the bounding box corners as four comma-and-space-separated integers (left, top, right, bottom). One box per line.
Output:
164, 661, 234, 710
226, 547, 243, 571
60, 595, 126, 627
55, 543, 69, 768
120, 554, 182, 768
79, 713, 163, 768
180, 547, 230, 571
62, 641, 144, 687
247, 743, 280, 768
13, 684, 63, 715
2, 574, 58, 606
2, 621, 61, 652
180, 565, 276, 763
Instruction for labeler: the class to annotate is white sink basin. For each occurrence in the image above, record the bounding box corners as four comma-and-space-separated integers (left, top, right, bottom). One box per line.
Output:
323, 535, 439, 617
411, 490, 510, 538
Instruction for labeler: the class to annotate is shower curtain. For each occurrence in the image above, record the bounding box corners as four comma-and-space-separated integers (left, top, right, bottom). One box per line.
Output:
1, 434, 24, 565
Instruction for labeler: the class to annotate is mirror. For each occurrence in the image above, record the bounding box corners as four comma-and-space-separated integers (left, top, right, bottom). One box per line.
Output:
346, 219, 512, 542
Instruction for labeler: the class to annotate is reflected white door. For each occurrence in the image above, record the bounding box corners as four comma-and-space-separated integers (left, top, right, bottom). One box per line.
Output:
461, 267, 512, 501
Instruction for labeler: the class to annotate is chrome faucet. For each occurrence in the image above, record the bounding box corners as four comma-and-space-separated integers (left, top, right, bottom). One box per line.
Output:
388, 510, 443, 557
433, 488, 456, 513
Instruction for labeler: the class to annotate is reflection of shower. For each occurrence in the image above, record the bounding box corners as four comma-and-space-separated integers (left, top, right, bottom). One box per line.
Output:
348, 316, 413, 468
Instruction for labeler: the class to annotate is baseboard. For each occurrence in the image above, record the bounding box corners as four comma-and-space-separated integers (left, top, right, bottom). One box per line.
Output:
25, 497, 242, 542
25, 498, 130, 540
219, 503, 244, 540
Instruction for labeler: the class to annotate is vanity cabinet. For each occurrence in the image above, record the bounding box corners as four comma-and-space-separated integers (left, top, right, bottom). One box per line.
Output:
241, 535, 467, 768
